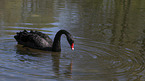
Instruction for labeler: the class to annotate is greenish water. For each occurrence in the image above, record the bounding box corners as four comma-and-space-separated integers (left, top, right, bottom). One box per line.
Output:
0, 0, 145, 81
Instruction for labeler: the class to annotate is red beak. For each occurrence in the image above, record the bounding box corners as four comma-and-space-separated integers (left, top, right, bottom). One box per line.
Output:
71, 43, 74, 50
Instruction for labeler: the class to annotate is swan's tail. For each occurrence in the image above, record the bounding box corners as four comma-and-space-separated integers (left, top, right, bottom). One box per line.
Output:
14, 30, 30, 44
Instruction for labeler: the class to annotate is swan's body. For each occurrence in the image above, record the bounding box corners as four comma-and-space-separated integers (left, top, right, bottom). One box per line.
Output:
14, 30, 74, 52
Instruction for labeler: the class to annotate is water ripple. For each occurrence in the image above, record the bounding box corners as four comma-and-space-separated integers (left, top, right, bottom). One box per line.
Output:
70, 38, 145, 76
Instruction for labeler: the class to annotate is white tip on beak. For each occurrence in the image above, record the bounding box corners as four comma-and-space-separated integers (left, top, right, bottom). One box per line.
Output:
72, 47, 74, 50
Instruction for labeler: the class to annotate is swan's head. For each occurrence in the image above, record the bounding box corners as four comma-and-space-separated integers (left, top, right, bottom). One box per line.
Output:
69, 40, 74, 51
67, 35, 74, 51
71, 43, 74, 50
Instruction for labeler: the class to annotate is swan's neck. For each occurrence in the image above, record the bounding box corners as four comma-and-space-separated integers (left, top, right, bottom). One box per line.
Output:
52, 32, 61, 52
52, 30, 70, 52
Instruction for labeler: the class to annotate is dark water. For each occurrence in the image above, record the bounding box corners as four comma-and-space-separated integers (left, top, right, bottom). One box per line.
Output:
0, 0, 145, 81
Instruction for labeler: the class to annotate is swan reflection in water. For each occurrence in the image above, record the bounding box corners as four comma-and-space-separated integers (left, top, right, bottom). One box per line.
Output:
15, 45, 73, 78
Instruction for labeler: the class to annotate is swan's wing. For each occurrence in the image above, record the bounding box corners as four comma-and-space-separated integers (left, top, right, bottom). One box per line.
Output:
14, 30, 52, 49
30, 30, 53, 45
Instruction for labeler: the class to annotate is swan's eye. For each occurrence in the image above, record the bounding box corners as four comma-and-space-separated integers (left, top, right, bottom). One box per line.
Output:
71, 43, 74, 50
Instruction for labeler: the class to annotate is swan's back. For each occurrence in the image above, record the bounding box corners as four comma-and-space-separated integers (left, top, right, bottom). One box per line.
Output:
14, 30, 52, 50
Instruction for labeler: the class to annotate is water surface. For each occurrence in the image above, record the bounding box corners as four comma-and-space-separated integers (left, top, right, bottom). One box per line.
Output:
0, 0, 145, 81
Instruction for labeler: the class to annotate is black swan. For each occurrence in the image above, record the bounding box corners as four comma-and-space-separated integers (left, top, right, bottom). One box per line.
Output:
14, 30, 74, 52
